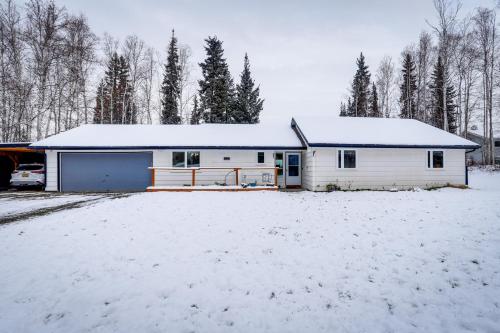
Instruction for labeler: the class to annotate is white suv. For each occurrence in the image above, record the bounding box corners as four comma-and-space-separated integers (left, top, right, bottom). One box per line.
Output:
10, 164, 45, 188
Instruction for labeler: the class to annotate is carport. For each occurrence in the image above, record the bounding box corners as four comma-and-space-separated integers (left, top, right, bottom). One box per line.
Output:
0, 143, 45, 189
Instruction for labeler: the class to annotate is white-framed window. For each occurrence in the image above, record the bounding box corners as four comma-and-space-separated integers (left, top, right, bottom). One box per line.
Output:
427, 150, 444, 169
257, 152, 265, 164
172, 151, 200, 168
337, 149, 356, 169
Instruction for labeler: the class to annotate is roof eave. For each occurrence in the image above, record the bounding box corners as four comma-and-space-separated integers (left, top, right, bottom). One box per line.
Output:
307, 143, 481, 149
29, 145, 306, 150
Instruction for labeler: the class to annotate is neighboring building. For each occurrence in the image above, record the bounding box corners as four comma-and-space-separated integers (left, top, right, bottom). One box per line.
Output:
30, 117, 479, 192
464, 125, 500, 165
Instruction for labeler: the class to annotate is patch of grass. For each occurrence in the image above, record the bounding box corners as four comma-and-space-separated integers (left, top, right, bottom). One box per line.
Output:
426, 183, 468, 191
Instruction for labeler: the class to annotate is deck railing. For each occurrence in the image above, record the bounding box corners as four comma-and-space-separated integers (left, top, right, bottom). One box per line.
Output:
148, 166, 279, 188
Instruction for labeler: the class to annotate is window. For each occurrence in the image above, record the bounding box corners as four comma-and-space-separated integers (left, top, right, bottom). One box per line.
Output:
187, 151, 200, 167
258, 152, 265, 164
337, 150, 356, 169
172, 152, 185, 168
223, 157, 230, 161
172, 151, 200, 168
427, 150, 444, 169
275, 153, 283, 176
495, 141, 500, 147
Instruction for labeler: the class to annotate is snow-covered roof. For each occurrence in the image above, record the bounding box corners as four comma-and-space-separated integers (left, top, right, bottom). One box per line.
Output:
30, 124, 304, 149
292, 116, 479, 149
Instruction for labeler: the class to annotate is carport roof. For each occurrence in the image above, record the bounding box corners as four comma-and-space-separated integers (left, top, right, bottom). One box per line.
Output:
30, 124, 305, 150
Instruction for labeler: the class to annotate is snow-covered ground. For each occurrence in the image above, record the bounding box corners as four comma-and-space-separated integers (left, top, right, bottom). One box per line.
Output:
1, 169, 499, 332
0, 192, 102, 218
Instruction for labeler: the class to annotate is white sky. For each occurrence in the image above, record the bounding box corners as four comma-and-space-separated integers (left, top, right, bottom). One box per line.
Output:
52, 0, 496, 122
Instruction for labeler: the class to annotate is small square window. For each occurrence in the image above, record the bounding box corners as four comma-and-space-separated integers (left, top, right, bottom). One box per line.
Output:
223, 157, 230, 161
172, 152, 185, 168
258, 152, 265, 164
187, 151, 200, 167
337, 150, 356, 169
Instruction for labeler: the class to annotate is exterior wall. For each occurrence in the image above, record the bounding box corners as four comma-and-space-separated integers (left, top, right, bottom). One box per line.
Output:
308, 147, 466, 191
45, 150, 58, 191
301, 148, 315, 190
153, 150, 277, 187
45, 149, 284, 191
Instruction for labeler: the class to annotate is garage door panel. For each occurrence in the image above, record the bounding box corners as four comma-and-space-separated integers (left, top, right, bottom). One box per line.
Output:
60, 152, 152, 192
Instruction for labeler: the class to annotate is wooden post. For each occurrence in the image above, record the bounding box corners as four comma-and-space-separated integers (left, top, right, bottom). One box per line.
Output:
192, 169, 196, 186
151, 168, 156, 187
235, 168, 239, 186
274, 167, 278, 187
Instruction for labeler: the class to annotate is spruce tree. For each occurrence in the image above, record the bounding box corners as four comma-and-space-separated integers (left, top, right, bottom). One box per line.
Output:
93, 53, 135, 124
190, 96, 201, 125
160, 30, 181, 124
350, 52, 371, 117
369, 83, 381, 117
93, 79, 107, 124
234, 53, 264, 123
399, 53, 418, 119
117, 55, 136, 124
429, 56, 457, 133
198, 36, 235, 123
339, 102, 347, 117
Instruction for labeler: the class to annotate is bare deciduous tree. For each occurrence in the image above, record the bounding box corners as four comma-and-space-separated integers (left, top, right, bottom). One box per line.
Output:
376, 56, 396, 118
473, 8, 497, 164
427, 0, 462, 132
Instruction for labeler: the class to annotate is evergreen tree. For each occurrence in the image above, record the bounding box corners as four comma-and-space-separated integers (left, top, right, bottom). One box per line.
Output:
93, 53, 135, 124
339, 102, 347, 117
93, 79, 108, 124
233, 53, 264, 123
349, 52, 371, 117
198, 36, 235, 123
160, 30, 181, 124
190, 96, 201, 125
399, 53, 418, 119
429, 56, 457, 133
369, 83, 381, 117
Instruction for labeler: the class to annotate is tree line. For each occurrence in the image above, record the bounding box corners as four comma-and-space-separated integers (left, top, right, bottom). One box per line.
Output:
339, 0, 499, 164
0, 0, 264, 142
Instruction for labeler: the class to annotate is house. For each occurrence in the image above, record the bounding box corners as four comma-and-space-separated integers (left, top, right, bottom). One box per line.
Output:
30, 117, 479, 192
464, 124, 500, 165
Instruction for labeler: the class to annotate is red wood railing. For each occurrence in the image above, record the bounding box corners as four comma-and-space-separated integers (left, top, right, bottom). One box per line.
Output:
148, 166, 279, 188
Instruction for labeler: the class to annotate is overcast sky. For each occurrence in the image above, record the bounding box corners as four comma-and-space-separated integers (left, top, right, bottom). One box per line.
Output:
54, 0, 496, 122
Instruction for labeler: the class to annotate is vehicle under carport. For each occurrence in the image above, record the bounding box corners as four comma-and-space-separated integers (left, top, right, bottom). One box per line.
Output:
0, 143, 45, 190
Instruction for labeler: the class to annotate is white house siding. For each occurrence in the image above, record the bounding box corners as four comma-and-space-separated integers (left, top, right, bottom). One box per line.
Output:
309, 147, 466, 191
45, 149, 288, 191
45, 150, 58, 191
152, 150, 277, 187
301, 149, 315, 191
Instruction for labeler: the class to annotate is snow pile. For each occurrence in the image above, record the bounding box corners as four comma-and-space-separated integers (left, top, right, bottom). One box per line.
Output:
0, 171, 499, 332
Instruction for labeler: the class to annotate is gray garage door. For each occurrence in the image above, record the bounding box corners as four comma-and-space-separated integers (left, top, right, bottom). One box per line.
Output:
60, 152, 152, 192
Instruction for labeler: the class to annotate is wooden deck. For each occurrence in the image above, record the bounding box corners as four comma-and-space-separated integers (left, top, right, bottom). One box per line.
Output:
147, 185, 279, 192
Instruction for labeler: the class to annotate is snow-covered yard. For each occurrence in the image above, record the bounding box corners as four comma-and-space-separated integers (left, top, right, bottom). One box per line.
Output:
1, 170, 499, 333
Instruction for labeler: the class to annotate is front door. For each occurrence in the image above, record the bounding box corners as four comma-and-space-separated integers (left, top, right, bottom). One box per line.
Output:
285, 152, 301, 187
